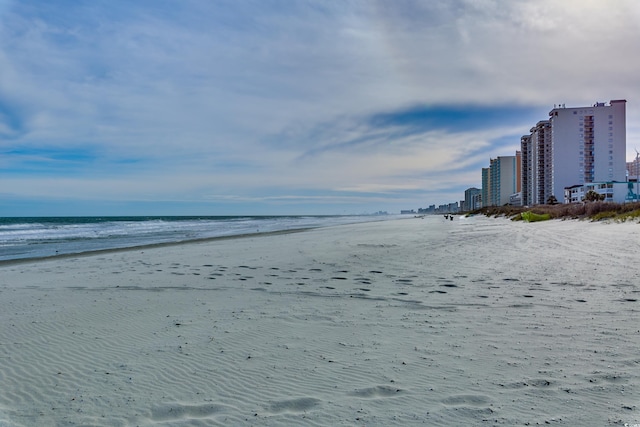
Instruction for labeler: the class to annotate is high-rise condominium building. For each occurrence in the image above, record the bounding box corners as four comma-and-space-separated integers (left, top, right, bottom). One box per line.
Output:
489, 156, 518, 206
521, 121, 552, 205
481, 168, 490, 208
464, 187, 481, 211
521, 100, 626, 204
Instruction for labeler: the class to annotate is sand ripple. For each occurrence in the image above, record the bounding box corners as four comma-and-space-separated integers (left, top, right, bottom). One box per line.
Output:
1, 217, 640, 425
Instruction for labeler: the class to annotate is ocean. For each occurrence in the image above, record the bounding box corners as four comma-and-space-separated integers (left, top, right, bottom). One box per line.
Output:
0, 215, 392, 262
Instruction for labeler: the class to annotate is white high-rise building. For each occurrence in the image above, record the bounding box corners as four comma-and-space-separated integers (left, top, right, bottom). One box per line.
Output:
521, 100, 626, 204
548, 100, 626, 201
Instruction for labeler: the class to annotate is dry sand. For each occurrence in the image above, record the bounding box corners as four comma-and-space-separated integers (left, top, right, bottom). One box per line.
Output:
1, 215, 640, 426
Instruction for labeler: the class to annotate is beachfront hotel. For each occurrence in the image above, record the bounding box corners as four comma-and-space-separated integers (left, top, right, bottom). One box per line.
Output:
480, 152, 521, 208
521, 120, 552, 205
522, 100, 627, 205
489, 155, 520, 206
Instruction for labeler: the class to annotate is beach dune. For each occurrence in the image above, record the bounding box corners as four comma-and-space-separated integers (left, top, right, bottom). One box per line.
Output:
1, 216, 639, 426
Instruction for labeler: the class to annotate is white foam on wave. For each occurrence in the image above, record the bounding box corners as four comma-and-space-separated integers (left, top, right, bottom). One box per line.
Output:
0, 215, 392, 261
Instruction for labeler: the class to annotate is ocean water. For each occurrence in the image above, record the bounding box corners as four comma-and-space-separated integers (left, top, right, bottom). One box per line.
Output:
0, 215, 392, 262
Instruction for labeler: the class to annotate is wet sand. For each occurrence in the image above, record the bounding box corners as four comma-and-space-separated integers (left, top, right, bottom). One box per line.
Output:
1, 215, 639, 426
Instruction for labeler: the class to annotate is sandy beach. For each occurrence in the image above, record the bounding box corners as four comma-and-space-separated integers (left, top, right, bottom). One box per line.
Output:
1, 215, 640, 426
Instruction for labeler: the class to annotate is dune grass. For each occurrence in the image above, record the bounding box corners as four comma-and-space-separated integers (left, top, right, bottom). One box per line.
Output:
470, 201, 640, 223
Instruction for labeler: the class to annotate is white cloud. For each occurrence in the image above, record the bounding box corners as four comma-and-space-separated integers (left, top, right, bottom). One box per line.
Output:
1, 0, 639, 213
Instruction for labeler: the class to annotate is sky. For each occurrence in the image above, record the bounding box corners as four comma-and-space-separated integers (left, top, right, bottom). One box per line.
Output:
1, 0, 640, 216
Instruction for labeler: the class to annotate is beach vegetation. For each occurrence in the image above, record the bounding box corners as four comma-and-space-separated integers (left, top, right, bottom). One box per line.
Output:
591, 210, 617, 221
471, 201, 640, 223
521, 211, 551, 222
583, 190, 606, 202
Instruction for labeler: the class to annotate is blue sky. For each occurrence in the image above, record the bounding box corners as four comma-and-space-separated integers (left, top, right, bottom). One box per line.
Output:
1, 0, 639, 215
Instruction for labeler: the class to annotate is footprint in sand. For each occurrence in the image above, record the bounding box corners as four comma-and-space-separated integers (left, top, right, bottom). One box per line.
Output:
349, 385, 402, 398
267, 397, 321, 414
441, 394, 491, 407
150, 402, 229, 422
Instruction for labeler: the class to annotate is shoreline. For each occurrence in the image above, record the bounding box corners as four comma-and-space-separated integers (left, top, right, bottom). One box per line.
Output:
0, 215, 402, 266
0, 227, 315, 267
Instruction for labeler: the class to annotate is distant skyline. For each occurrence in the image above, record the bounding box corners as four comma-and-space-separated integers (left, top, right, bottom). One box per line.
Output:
1, 1, 639, 216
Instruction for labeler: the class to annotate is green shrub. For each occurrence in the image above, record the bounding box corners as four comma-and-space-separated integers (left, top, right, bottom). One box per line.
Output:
521, 211, 551, 222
